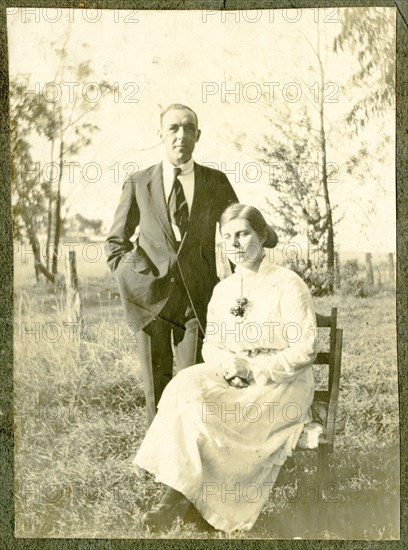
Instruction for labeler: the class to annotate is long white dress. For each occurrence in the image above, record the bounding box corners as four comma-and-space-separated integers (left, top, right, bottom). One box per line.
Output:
133, 255, 317, 532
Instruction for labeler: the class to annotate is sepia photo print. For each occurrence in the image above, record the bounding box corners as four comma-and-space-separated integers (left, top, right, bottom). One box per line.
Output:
8, 5, 399, 540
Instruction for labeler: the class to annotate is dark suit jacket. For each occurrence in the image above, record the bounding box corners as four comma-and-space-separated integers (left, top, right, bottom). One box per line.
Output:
105, 161, 238, 334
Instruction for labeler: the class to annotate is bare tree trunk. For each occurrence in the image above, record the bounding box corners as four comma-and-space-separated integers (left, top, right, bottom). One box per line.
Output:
46, 195, 53, 272
52, 120, 64, 276
52, 181, 61, 275
24, 216, 55, 283
14, 173, 55, 283
46, 137, 56, 273
317, 25, 334, 293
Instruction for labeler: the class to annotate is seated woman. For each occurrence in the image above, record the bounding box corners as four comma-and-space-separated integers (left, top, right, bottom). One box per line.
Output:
133, 204, 317, 533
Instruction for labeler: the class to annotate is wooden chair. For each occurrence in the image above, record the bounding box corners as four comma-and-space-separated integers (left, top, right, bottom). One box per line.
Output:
294, 308, 343, 480
313, 308, 343, 477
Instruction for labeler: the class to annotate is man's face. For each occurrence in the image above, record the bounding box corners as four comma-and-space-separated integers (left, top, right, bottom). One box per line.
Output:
159, 108, 201, 166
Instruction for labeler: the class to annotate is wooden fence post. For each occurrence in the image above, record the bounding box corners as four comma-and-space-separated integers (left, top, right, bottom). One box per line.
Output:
65, 250, 83, 328
334, 251, 340, 290
376, 266, 382, 288
388, 253, 395, 285
365, 253, 374, 286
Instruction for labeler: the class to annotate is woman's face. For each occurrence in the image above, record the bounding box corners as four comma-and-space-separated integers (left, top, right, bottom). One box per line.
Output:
220, 217, 265, 268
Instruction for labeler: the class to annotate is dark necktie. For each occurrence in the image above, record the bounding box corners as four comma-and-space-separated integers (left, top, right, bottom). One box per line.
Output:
168, 167, 189, 241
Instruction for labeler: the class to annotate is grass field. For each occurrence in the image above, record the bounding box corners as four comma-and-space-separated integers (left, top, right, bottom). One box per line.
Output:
13, 276, 399, 540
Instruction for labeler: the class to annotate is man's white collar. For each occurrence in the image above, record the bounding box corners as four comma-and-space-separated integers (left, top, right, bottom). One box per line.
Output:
163, 157, 194, 176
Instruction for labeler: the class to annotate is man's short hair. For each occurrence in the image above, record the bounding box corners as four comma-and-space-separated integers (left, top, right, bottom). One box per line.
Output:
160, 103, 199, 128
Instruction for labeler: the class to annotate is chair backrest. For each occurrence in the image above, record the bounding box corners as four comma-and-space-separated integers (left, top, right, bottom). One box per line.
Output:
313, 308, 343, 450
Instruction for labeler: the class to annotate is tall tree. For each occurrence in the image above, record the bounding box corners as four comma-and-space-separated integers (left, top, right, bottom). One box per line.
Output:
334, 7, 395, 134
257, 106, 336, 268
10, 41, 114, 282
10, 82, 59, 282
315, 22, 335, 290
46, 44, 114, 275
257, 23, 338, 291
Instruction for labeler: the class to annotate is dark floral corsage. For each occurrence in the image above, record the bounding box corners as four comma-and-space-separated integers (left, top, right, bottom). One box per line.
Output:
230, 296, 250, 318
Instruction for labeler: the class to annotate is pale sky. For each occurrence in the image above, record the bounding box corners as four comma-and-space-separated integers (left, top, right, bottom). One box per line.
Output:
7, 7, 396, 256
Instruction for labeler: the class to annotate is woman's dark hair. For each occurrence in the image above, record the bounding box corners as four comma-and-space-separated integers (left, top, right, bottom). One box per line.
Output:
219, 203, 278, 248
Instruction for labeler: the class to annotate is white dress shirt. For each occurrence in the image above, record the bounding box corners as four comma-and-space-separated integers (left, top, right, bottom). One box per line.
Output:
162, 157, 195, 241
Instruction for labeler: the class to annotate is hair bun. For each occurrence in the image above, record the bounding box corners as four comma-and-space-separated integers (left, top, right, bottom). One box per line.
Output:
265, 225, 278, 249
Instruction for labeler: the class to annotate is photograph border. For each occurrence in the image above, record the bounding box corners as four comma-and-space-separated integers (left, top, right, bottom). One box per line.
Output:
1, 0, 406, 547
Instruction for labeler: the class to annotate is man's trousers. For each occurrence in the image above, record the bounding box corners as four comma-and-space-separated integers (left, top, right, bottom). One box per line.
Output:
136, 273, 203, 427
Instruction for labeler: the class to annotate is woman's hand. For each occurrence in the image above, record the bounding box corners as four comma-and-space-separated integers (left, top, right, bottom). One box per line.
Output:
222, 355, 250, 387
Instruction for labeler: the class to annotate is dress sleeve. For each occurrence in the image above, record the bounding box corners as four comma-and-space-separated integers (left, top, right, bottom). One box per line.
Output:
201, 284, 232, 366
249, 276, 317, 385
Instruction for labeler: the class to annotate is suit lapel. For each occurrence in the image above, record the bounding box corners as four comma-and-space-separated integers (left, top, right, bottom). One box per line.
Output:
146, 163, 177, 247
188, 162, 204, 225
146, 161, 205, 251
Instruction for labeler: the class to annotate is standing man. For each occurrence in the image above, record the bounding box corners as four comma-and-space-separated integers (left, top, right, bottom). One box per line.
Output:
106, 104, 238, 426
